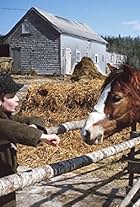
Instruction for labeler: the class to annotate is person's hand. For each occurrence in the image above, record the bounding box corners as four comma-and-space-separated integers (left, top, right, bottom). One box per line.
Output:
40, 134, 60, 147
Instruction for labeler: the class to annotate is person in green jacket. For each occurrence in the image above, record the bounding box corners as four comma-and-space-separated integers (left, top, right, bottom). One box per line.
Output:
0, 74, 60, 207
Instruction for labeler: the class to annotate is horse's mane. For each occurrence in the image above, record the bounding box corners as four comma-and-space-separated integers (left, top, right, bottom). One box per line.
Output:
101, 64, 139, 92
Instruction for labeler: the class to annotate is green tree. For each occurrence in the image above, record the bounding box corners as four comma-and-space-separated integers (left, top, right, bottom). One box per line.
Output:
104, 35, 140, 68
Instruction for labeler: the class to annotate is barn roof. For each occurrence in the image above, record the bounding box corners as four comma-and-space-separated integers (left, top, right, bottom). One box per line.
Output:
3, 7, 107, 44
34, 7, 107, 44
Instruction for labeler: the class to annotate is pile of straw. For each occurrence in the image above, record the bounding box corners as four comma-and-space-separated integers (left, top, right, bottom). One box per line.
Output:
71, 57, 105, 82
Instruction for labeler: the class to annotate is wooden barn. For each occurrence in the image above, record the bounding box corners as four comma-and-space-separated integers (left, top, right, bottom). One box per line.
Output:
0, 7, 107, 75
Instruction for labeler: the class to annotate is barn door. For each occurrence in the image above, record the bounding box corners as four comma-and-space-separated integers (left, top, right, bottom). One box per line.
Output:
0, 44, 9, 57
12, 48, 21, 72
65, 48, 71, 74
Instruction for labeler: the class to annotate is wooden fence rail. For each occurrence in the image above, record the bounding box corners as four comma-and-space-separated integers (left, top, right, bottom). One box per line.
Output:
119, 177, 140, 207
133, 198, 140, 207
0, 137, 140, 196
0, 136, 140, 197
46, 119, 85, 134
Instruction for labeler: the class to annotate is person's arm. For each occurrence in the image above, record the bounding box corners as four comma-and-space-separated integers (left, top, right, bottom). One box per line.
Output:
29, 124, 60, 147
11, 114, 47, 133
0, 118, 42, 146
0, 118, 60, 147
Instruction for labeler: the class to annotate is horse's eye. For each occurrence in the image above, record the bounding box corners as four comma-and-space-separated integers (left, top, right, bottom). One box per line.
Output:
112, 95, 122, 103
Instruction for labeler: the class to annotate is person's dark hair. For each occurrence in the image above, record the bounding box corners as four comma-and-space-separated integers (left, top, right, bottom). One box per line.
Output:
0, 93, 4, 101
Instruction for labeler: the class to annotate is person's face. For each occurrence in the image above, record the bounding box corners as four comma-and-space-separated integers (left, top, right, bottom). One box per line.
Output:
0, 92, 19, 113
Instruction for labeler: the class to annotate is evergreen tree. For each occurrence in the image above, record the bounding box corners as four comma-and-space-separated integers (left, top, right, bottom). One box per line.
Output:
104, 36, 140, 68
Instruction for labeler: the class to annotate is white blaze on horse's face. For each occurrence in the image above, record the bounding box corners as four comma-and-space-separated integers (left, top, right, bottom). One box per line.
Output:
81, 83, 112, 145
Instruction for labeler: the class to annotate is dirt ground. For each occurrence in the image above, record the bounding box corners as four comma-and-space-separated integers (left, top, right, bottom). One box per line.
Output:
14, 75, 139, 207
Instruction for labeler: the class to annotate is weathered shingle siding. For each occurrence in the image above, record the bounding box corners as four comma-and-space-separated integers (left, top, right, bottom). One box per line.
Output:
5, 11, 61, 75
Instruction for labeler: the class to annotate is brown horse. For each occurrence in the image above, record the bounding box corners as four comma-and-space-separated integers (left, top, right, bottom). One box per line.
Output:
81, 64, 140, 145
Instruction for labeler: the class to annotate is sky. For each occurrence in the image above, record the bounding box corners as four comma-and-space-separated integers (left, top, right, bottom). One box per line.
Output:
0, 0, 140, 38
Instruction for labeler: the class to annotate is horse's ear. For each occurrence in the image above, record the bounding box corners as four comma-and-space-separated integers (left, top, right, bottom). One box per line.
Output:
107, 63, 118, 73
121, 64, 133, 82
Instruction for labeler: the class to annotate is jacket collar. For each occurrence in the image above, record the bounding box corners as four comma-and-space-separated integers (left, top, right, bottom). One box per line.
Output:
0, 107, 11, 119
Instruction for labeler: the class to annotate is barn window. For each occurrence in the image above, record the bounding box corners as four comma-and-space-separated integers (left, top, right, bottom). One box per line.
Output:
110, 55, 114, 63
21, 20, 31, 35
95, 54, 99, 63
76, 50, 81, 62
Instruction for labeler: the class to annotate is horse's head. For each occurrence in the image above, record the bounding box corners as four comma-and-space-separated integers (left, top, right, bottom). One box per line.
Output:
81, 64, 140, 145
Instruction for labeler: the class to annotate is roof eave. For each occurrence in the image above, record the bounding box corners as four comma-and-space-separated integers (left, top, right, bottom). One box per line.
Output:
61, 32, 107, 45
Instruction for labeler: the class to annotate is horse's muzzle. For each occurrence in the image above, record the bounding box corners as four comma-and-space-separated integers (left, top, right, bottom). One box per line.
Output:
81, 127, 104, 145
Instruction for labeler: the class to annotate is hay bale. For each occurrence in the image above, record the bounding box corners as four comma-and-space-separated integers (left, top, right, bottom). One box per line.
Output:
0, 57, 13, 74
71, 57, 105, 82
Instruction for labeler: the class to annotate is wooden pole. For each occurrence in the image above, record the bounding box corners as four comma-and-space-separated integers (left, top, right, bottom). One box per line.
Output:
133, 198, 140, 207
46, 119, 85, 134
128, 123, 137, 188
0, 136, 140, 197
119, 177, 140, 207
